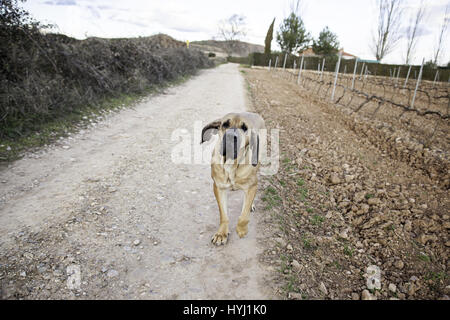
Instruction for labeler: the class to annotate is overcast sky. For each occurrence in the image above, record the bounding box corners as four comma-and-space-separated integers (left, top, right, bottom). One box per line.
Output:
22, 0, 450, 65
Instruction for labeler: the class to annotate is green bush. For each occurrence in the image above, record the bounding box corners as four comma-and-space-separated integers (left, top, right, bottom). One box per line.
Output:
250, 52, 449, 82
227, 56, 251, 64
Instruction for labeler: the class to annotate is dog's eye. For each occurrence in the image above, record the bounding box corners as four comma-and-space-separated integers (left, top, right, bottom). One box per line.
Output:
241, 123, 247, 132
222, 120, 230, 128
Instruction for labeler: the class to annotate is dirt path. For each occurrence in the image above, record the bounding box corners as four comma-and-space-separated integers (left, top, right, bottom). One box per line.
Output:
0, 63, 276, 299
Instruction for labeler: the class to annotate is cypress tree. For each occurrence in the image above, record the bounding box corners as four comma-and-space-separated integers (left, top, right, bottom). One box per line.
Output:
264, 18, 275, 55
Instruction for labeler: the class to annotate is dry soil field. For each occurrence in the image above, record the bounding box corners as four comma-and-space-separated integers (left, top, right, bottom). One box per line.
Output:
243, 66, 449, 300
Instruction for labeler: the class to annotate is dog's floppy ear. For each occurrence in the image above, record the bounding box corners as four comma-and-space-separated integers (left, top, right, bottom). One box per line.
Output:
201, 119, 221, 144
250, 129, 259, 167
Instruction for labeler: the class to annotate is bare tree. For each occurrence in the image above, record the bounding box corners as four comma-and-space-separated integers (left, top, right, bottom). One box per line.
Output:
370, 0, 403, 61
288, 0, 304, 15
404, 1, 426, 65
433, 4, 449, 66
217, 14, 247, 57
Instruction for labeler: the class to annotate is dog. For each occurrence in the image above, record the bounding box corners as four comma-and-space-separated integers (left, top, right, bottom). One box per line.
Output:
201, 112, 265, 245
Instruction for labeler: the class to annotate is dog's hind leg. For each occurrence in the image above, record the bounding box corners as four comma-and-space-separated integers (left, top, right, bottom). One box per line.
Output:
236, 184, 257, 238
211, 183, 229, 245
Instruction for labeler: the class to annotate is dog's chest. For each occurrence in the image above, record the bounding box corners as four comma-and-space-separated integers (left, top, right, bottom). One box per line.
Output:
212, 159, 240, 190
223, 164, 238, 190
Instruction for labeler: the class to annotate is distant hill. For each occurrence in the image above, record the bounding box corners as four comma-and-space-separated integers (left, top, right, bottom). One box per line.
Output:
95, 33, 186, 50
190, 40, 264, 57
129, 33, 186, 50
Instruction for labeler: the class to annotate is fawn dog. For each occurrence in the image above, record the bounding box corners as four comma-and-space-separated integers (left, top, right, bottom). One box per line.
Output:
201, 112, 265, 245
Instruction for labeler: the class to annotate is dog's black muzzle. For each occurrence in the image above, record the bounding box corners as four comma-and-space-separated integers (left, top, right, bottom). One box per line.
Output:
221, 128, 242, 160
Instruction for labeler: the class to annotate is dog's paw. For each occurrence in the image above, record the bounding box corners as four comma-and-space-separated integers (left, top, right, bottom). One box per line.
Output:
211, 231, 229, 246
236, 219, 249, 238
251, 203, 256, 212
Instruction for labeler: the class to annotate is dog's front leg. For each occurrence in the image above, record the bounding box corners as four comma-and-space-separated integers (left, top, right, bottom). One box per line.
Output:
211, 182, 229, 245
236, 184, 257, 238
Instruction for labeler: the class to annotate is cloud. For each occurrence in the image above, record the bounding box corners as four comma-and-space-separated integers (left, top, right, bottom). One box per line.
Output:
43, 0, 77, 6
109, 17, 149, 29
426, 2, 450, 26
148, 8, 215, 35
96, 5, 113, 10
86, 5, 101, 19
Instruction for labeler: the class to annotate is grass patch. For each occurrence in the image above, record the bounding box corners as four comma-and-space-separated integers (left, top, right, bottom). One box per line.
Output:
1, 92, 142, 162
310, 214, 324, 225
425, 271, 448, 282
297, 188, 308, 201
243, 78, 252, 94
266, 186, 277, 195
332, 261, 342, 270
283, 275, 296, 293
296, 178, 308, 201
302, 236, 313, 249
387, 224, 396, 232
343, 245, 354, 257
424, 271, 448, 291
417, 253, 431, 263
279, 253, 291, 274
285, 164, 295, 172
262, 186, 282, 210
282, 157, 296, 173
